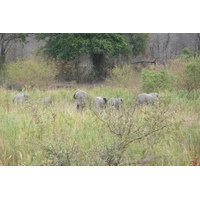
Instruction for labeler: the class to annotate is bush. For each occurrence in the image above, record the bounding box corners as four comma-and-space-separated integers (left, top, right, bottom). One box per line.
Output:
5, 56, 58, 89
182, 48, 193, 57
183, 61, 200, 92
92, 103, 174, 166
171, 53, 200, 91
141, 68, 175, 92
177, 48, 199, 61
176, 90, 200, 101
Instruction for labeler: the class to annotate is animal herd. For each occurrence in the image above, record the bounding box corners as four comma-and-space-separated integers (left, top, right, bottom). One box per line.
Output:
73, 90, 159, 109
12, 90, 159, 109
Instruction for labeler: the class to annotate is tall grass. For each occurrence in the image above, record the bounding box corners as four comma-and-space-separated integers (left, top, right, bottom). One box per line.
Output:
0, 61, 199, 166
0, 85, 199, 166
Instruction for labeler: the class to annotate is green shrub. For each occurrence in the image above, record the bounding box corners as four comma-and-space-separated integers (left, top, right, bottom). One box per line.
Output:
140, 68, 175, 92
173, 54, 200, 91
176, 89, 200, 100
177, 48, 199, 61
5, 56, 58, 89
183, 61, 200, 92
182, 48, 193, 56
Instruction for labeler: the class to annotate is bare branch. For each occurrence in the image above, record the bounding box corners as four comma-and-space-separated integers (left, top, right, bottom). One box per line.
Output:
92, 109, 123, 137
131, 126, 167, 142
130, 60, 158, 64
5, 44, 12, 54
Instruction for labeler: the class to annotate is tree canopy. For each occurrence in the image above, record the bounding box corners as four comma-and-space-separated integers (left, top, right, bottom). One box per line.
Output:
35, 33, 149, 77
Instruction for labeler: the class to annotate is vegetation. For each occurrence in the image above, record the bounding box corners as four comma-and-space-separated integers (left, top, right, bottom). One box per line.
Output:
169, 49, 200, 92
183, 61, 200, 91
35, 33, 149, 79
106, 64, 137, 89
180, 47, 199, 59
0, 33, 28, 69
4, 56, 58, 90
141, 68, 175, 92
0, 52, 199, 165
0, 83, 199, 166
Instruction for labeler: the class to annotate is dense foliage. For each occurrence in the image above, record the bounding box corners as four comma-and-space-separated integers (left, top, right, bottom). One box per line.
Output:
0, 50, 200, 166
35, 33, 149, 77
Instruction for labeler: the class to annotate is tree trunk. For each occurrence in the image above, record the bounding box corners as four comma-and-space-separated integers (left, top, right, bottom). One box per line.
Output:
91, 53, 106, 78
0, 51, 6, 69
75, 58, 80, 83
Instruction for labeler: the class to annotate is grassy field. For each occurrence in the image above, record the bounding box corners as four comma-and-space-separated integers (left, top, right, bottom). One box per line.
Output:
0, 82, 199, 166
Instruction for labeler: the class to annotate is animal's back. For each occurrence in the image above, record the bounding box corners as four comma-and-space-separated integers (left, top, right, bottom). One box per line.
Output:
73, 90, 89, 109
107, 97, 123, 109
137, 93, 154, 105
74, 90, 88, 100
92, 97, 107, 108
13, 93, 28, 103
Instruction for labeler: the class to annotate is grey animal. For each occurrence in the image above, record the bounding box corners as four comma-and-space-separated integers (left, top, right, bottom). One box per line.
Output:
92, 97, 107, 109
73, 90, 89, 109
13, 93, 28, 103
136, 93, 159, 105
42, 97, 51, 105
107, 97, 123, 109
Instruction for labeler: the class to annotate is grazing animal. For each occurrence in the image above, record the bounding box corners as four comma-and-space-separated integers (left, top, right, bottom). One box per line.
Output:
13, 93, 28, 103
137, 93, 159, 105
107, 97, 123, 109
42, 97, 51, 105
92, 97, 107, 109
73, 90, 89, 109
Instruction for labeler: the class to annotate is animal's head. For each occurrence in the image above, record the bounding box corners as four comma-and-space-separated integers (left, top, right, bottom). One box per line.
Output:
73, 90, 80, 99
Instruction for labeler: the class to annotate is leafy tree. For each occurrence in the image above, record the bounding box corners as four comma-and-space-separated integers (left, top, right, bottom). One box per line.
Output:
0, 33, 28, 69
35, 33, 149, 79
123, 33, 150, 56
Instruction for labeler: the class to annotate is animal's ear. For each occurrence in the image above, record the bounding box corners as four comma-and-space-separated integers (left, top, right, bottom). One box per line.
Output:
103, 97, 107, 103
120, 98, 123, 102
73, 92, 78, 99
73, 90, 79, 99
